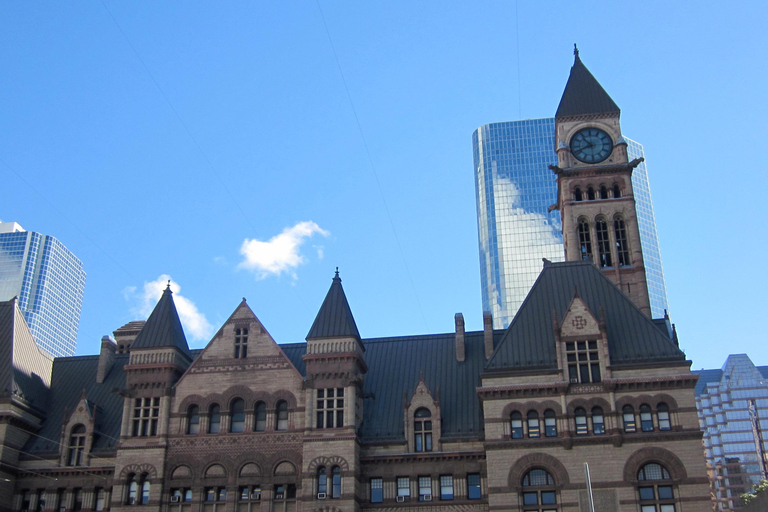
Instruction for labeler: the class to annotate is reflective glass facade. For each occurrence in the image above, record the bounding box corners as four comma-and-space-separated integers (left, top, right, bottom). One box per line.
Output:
473, 118, 669, 328
694, 355, 768, 511
0, 223, 85, 357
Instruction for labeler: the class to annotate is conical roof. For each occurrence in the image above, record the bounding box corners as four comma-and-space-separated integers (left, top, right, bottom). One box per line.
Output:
556, 50, 620, 118
307, 270, 361, 342
131, 284, 190, 356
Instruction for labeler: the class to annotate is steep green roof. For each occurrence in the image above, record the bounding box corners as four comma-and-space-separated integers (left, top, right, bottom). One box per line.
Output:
555, 52, 620, 118
306, 270, 361, 342
131, 285, 190, 356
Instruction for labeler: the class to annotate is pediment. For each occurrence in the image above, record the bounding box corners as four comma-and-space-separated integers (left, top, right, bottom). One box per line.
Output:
560, 296, 601, 337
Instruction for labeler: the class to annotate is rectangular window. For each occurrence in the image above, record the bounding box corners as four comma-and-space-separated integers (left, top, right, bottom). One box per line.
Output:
418, 476, 431, 501
370, 478, 383, 503
566, 341, 600, 384
21, 490, 31, 511
316, 388, 344, 429
234, 328, 248, 358
132, 397, 159, 437
467, 474, 481, 499
439, 476, 453, 500
397, 477, 410, 499
94, 489, 105, 511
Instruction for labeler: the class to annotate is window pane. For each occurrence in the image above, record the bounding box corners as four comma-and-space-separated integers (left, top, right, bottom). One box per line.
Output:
639, 487, 656, 500
523, 492, 539, 505
467, 474, 481, 499
541, 491, 556, 504
660, 505, 676, 512
658, 486, 674, 500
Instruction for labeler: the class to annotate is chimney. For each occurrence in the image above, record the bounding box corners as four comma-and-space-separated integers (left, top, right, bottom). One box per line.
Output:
454, 313, 465, 362
96, 335, 116, 384
483, 312, 494, 360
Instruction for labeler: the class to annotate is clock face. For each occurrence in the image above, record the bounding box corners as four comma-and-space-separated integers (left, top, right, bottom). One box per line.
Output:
570, 128, 613, 164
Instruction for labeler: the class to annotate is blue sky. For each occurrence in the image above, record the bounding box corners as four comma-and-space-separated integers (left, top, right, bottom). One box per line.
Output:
1, 1, 765, 370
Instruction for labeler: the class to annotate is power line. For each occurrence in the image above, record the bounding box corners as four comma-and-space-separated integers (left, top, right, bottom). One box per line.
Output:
314, 1, 429, 332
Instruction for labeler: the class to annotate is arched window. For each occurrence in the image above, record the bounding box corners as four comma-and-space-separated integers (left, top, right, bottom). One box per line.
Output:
234, 327, 248, 359
527, 411, 540, 438
317, 466, 327, 496
600, 185, 608, 199
658, 403, 671, 431
623, 405, 636, 433
127, 473, 149, 505
276, 400, 288, 431
230, 398, 245, 432
521, 469, 557, 511
595, 216, 612, 267
414, 408, 433, 452
254, 402, 267, 432
587, 186, 595, 200
640, 404, 654, 432
637, 463, 676, 511
209, 404, 221, 434
612, 183, 621, 198
510, 411, 523, 439
592, 407, 605, 435
574, 187, 583, 201
574, 408, 588, 435
614, 215, 630, 266
544, 409, 557, 437
578, 219, 592, 262
68, 424, 86, 466
187, 405, 200, 435
331, 466, 341, 499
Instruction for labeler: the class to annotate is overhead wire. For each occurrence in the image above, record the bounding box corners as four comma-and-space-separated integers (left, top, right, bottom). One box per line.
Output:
314, 1, 429, 332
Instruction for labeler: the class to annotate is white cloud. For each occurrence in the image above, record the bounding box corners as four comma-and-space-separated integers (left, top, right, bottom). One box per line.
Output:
239, 221, 330, 279
124, 274, 214, 342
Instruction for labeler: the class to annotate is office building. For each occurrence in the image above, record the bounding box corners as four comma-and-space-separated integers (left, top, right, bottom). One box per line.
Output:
695, 354, 768, 511
473, 119, 669, 328
0, 52, 711, 512
0, 221, 86, 357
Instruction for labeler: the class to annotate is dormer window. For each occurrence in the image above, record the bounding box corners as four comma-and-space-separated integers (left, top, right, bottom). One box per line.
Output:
414, 408, 433, 452
67, 424, 87, 466
566, 341, 601, 384
234, 328, 248, 359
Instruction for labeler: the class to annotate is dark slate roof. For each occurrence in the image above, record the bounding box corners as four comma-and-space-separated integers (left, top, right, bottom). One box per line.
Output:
131, 286, 190, 356
281, 331, 505, 442
487, 260, 685, 372
114, 320, 146, 336
306, 271, 361, 342
25, 354, 129, 456
555, 54, 620, 118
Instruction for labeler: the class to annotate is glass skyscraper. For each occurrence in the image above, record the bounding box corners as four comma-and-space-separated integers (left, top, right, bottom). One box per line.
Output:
694, 354, 768, 511
473, 118, 669, 328
0, 222, 86, 357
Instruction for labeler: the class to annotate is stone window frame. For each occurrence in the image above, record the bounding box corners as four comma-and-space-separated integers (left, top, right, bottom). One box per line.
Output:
125, 473, 150, 506
59, 401, 96, 468
234, 327, 248, 359
404, 379, 442, 453
502, 401, 563, 440
229, 398, 246, 433
615, 395, 680, 434
566, 398, 612, 436
66, 424, 87, 467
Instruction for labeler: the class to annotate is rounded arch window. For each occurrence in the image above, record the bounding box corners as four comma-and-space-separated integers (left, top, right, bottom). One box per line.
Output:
577, 218, 592, 262
527, 411, 540, 438
208, 404, 221, 434
510, 411, 523, 439
254, 401, 267, 432
574, 407, 588, 435
414, 407, 433, 452
613, 214, 630, 266
657, 403, 671, 431
623, 405, 636, 433
599, 184, 608, 199
591, 407, 605, 435
187, 405, 200, 435
544, 409, 557, 437
317, 466, 327, 495
331, 466, 341, 499
574, 186, 583, 201
640, 404, 653, 432
521, 469, 557, 511
637, 463, 676, 511
612, 183, 621, 198
275, 400, 289, 431
587, 186, 596, 200
230, 398, 245, 432
595, 215, 612, 267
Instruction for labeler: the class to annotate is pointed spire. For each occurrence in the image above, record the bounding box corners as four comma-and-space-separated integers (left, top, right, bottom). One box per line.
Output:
556, 48, 620, 118
131, 284, 190, 354
306, 269, 361, 341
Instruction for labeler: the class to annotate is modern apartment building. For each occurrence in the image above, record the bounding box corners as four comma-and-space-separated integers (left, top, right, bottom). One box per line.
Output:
473, 119, 669, 328
695, 354, 768, 510
0, 221, 86, 357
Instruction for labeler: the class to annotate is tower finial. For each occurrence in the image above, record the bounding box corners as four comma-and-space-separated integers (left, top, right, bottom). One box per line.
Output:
573, 44, 579, 59
166, 280, 171, 290
334, 267, 339, 279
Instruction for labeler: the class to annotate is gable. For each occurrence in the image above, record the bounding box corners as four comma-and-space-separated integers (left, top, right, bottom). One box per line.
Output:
560, 296, 600, 338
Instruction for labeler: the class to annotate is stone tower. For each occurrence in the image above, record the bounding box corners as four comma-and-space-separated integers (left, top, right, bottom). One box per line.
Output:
551, 47, 652, 316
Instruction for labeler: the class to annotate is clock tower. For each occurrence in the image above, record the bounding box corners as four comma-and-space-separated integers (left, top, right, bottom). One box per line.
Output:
551, 47, 652, 316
